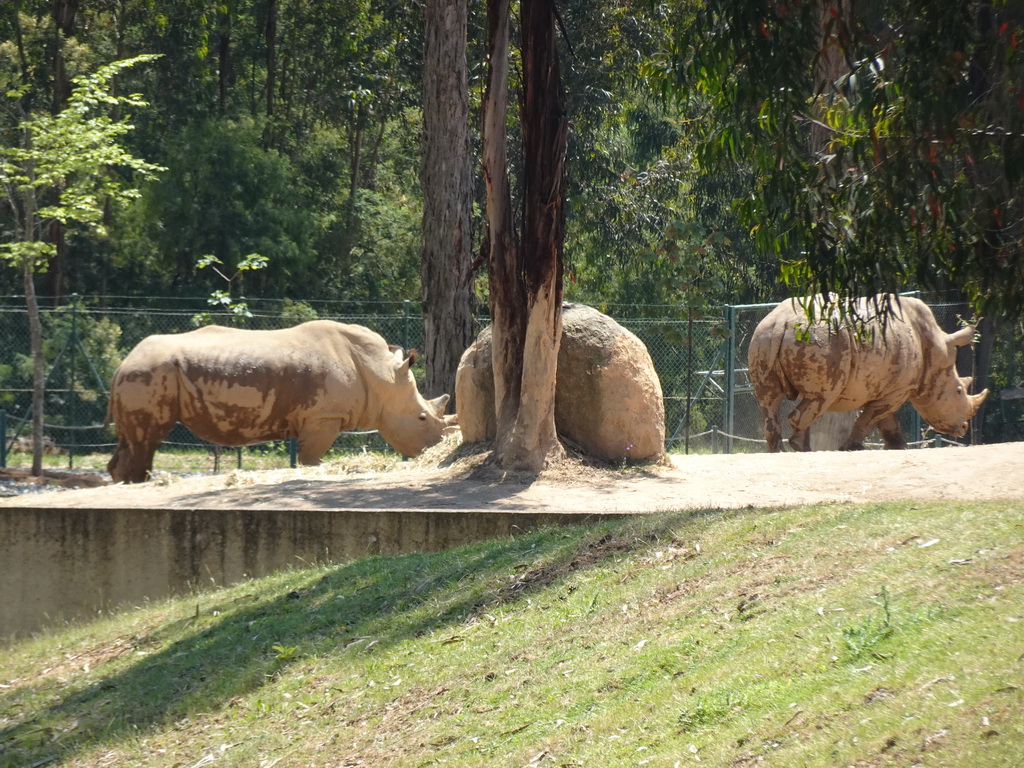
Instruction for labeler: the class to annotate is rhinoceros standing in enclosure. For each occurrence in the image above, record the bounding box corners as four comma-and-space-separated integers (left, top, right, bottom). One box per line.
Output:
106, 320, 456, 483
748, 295, 988, 452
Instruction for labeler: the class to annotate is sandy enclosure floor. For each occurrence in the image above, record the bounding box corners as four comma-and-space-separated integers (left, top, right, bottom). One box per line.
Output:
4, 439, 1022, 513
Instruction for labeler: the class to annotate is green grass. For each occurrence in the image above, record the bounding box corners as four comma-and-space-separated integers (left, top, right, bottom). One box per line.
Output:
2, 500, 1022, 767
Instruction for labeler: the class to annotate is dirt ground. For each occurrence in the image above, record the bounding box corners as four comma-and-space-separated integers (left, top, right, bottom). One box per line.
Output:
3, 436, 1022, 513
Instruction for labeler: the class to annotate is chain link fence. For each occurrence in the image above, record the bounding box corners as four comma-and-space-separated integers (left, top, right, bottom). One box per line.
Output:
0, 294, 1015, 476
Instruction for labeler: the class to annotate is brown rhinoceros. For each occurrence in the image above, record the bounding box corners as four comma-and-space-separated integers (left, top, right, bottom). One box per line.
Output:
748, 294, 988, 452
106, 320, 456, 483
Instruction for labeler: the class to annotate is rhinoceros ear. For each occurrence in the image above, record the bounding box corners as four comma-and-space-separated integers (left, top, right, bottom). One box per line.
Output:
946, 326, 976, 358
394, 348, 419, 378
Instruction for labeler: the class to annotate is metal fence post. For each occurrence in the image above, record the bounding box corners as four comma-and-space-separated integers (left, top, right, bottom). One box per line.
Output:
685, 308, 693, 455
403, 299, 410, 351
711, 425, 719, 454
0, 409, 6, 468
723, 305, 736, 454
289, 437, 297, 468
69, 296, 78, 470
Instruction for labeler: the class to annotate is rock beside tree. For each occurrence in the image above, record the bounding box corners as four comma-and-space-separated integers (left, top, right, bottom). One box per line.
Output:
456, 304, 665, 462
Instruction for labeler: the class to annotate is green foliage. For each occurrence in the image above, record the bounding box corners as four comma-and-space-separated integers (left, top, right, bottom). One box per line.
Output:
142, 118, 312, 292
280, 299, 319, 323
43, 299, 123, 396
559, 1, 781, 311
668, 0, 1024, 319
0, 55, 164, 267
191, 252, 269, 326
841, 586, 895, 662
677, 688, 749, 732
271, 644, 299, 663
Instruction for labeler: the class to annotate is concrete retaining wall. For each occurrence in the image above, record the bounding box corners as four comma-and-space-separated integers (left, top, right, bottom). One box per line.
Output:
1, 506, 625, 639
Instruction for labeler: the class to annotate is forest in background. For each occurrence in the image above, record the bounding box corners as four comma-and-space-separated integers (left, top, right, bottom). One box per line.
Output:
1, 1, 1023, 453
0, 0, 780, 315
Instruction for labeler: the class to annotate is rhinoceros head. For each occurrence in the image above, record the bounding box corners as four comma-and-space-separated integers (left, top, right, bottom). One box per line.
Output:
377, 349, 458, 457
915, 326, 989, 437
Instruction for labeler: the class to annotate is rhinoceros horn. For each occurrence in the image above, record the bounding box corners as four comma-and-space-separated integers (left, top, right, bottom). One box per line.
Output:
970, 389, 989, 416
429, 393, 451, 417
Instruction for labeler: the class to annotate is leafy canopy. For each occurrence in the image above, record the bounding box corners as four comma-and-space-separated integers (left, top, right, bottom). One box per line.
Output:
667, 0, 1024, 319
0, 54, 165, 266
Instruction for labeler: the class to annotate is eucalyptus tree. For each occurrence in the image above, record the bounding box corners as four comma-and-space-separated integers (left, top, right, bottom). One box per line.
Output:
420, 0, 475, 401
483, 0, 568, 470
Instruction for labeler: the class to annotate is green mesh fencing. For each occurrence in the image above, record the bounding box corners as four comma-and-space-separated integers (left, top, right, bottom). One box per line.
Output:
0, 295, 1012, 476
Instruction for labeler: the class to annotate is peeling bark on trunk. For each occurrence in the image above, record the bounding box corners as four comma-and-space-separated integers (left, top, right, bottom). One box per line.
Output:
483, 0, 524, 428
483, 0, 567, 471
420, 0, 475, 401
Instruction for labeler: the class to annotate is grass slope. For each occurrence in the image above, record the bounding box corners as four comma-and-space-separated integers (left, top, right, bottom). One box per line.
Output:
2, 500, 1022, 767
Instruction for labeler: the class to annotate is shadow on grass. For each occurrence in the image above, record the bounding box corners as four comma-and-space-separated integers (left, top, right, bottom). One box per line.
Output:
0, 512, 697, 767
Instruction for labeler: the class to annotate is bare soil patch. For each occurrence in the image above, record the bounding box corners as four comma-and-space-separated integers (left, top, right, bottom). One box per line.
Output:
2, 436, 1021, 512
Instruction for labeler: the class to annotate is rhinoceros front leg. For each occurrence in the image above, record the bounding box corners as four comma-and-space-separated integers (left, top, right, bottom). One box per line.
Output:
295, 422, 340, 466
787, 396, 829, 452
875, 412, 908, 450
841, 400, 903, 451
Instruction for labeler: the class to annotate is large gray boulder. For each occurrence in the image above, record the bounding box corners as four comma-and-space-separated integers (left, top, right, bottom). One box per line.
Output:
455, 304, 665, 462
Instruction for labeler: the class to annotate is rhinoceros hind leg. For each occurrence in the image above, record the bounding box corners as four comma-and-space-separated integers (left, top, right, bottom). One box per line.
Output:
108, 438, 161, 483
759, 395, 785, 453
107, 414, 175, 483
788, 397, 828, 452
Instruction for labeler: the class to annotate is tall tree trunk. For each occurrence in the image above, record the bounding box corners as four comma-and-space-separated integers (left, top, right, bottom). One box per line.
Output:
337, 118, 364, 260
53, 0, 78, 110
18, 155, 44, 477
483, 0, 525, 445
218, 7, 232, 112
420, 0, 475, 401
265, 0, 276, 118
49, 0, 79, 304
483, 0, 567, 471
24, 254, 45, 477
263, 0, 277, 146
